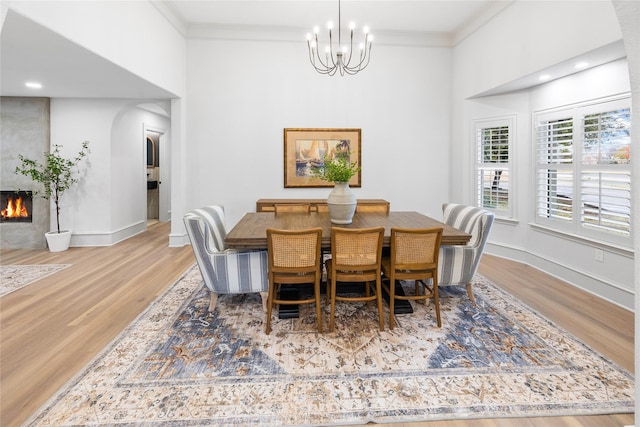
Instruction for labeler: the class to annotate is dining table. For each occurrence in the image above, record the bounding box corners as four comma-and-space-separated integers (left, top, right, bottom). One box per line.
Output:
225, 210, 472, 318
225, 211, 471, 250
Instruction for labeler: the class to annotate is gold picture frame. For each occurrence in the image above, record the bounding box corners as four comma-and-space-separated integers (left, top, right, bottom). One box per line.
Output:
284, 128, 362, 188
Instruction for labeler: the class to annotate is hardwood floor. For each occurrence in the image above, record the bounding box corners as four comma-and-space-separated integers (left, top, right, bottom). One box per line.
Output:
1, 223, 634, 427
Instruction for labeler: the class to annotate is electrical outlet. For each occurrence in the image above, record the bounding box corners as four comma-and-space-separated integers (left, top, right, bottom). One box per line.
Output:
595, 248, 604, 262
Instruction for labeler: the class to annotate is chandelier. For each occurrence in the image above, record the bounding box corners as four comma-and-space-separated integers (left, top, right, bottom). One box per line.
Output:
306, 0, 373, 76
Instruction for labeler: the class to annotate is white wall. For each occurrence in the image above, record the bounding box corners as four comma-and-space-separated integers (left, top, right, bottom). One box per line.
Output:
50, 99, 170, 246
451, 1, 633, 309
185, 37, 452, 229
610, 2, 639, 419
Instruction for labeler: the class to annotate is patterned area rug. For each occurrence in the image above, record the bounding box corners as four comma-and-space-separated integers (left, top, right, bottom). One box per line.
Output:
26, 265, 634, 426
0, 264, 71, 297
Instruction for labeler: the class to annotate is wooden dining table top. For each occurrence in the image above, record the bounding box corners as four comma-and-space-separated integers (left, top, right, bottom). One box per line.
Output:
225, 211, 471, 250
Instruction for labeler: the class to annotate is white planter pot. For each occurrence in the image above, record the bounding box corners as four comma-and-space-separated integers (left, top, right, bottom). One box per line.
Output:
327, 182, 356, 224
45, 230, 72, 252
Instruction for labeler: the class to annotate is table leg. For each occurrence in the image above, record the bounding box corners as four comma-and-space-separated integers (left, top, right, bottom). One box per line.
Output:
278, 281, 413, 319
381, 280, 414, 314
277, 285, 300, 319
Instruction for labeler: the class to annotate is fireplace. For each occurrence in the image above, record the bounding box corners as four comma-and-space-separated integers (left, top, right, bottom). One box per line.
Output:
1, 191, 33, 223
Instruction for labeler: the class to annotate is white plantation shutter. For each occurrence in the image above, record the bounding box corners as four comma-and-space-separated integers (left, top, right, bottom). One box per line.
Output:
535, 116, 574, 226
579, 106, 631, 237
474, 117, 514, 218
580, 171, 631, 235
536, 117, 573, 164
534, 96, 631, 246
536, 169, 573, 223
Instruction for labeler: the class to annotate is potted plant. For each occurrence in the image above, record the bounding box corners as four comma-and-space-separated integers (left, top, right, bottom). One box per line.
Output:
15, 142, 90, 252
311, 152, 361, 224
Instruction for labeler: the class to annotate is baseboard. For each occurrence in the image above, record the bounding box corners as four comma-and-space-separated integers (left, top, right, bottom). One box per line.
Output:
169, 232, 189, 247
485, 242, 634, 312
70, 221, 147, 247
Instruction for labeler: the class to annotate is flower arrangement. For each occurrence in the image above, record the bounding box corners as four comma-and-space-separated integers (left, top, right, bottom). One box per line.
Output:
311, 153, 361, 183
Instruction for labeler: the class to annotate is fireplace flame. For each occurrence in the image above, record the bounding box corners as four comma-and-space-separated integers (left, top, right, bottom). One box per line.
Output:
1, 196, 29, 219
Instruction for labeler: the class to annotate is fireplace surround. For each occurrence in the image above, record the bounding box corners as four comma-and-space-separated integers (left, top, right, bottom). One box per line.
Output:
1, 97, 51, 249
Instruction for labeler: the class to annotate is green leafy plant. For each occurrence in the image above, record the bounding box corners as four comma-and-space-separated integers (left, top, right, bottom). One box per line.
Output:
15, 142, 90, 234
311, 153, 361, 183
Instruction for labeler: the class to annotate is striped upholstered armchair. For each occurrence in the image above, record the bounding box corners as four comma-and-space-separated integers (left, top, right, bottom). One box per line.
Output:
183, 205, 269, 313
438, 203, 495, 302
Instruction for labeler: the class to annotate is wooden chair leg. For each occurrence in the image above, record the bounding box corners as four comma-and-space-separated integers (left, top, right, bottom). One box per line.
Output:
434, 282, 442, 327
208, 292, 218, 312
416, 280, 426, 304
314, 279, 323, 333
325, 278, 331, 307
329, 276, 337, 332
265, 282, 275, 334
388, 278, 396, 331
375, 278, 384, 331
466, 283, 476, 303
259, 291, 268, 313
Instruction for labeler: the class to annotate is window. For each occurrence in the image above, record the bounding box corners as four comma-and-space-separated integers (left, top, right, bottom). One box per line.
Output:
475, 117, 514, 218
535, 96, 631, 246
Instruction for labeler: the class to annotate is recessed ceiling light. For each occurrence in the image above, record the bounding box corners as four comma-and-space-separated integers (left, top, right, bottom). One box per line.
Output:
574, 61, 589, 69
539, 74, 551, 81
25, 82, 42, 89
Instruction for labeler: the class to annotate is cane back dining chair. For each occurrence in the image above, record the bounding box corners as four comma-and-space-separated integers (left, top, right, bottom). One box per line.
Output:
325, 226, 385, 332
381, 227, 443, 329
438, 203, 495, 302
183, 205, 269, 313
265, 227, 323, 334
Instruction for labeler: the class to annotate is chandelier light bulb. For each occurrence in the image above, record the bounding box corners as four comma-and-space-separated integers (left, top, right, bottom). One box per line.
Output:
305, 0, 373, 76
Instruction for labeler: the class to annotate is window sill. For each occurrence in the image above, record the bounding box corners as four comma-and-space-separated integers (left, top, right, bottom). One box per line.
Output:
494, 216, 519, 226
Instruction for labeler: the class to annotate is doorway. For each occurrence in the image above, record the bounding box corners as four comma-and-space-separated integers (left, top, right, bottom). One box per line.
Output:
145, 126, 170, 225
146, 131, 160, 225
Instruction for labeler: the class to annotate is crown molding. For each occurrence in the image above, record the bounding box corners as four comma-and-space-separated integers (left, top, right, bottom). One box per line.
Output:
452, 0, 515, 46
152, 0, 511, 48
150, 0, 187, 37
186, 23, 453, 48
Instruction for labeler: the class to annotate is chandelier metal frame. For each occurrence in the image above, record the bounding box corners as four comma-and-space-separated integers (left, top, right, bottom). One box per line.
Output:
306, 0, 372, 76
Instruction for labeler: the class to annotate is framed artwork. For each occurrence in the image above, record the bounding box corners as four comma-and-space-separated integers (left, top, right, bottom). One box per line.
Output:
284, 128, 362, 188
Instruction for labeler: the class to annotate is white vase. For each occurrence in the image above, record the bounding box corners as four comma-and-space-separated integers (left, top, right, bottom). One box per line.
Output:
45, 230, 72, 252
327, 182, 357, 224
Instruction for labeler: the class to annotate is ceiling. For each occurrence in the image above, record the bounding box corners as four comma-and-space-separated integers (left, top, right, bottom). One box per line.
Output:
0, 1, 504, 99
0, 1, 627, 99
163, 0, 500, 34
